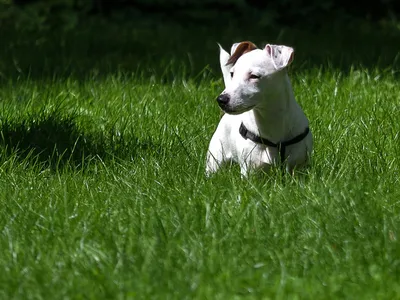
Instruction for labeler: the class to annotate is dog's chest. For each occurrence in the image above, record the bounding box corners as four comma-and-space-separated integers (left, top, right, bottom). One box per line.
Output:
235, 140, 278, 167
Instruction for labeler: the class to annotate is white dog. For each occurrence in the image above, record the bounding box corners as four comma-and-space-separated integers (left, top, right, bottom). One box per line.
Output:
206, 41, 313, 176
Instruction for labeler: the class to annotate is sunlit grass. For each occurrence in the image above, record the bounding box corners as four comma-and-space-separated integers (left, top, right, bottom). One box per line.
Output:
0, 65, 399, 299
0, 14, 399, 298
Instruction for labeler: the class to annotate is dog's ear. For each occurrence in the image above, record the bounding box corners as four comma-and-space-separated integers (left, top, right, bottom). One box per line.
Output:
265, 44, 294, 70
230, 43, 240, 55
226, 41, 257, 66
218, 43, 232, 87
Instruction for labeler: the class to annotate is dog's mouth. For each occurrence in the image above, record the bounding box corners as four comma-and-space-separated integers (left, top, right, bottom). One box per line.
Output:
221, 104, 256, 115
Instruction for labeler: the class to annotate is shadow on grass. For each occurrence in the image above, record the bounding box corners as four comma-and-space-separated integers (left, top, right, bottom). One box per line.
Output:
0, 111, 156, 170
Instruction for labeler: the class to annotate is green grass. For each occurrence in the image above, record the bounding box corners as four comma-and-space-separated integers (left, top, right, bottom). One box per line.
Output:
0, 12, 400, 299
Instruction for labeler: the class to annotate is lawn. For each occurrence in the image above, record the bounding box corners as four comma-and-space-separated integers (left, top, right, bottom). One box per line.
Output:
0, 10, 399, 299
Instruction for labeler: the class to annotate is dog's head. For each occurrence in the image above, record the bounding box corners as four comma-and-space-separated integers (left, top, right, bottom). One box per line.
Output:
217, 41, 294, 114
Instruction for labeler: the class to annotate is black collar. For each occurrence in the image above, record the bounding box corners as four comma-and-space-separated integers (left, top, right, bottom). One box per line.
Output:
239, 122, 310, 164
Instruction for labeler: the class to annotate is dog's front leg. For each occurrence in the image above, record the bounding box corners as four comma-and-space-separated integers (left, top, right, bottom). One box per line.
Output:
239, 163, 249, 178
205, 151, 221, 176
205, 136, 229, 176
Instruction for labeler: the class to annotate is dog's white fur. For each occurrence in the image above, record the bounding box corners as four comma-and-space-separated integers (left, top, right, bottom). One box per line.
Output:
206, 42, 313, 176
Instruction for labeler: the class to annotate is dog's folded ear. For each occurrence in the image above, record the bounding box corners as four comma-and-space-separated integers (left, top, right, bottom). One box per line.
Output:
226, 41, 257, 66
230, 43, 240, 55
265, 44, 294, 70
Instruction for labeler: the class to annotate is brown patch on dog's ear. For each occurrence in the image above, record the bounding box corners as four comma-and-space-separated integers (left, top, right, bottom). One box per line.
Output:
226, 41, 257, 66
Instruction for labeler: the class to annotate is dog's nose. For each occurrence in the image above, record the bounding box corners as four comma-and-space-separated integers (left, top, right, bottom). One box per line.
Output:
217, 94, 230, 105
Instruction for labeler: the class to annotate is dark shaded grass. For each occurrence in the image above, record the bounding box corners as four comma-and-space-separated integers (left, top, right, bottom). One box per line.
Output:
0, 110, 158, 170
1, 11, 400, 83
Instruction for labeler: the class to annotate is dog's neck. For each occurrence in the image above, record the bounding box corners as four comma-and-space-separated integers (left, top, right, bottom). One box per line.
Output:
242, 73, 308, 143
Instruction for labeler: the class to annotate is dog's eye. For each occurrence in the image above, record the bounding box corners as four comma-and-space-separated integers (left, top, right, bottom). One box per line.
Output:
249, 74, 260, 80
230, 72, 234, 78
